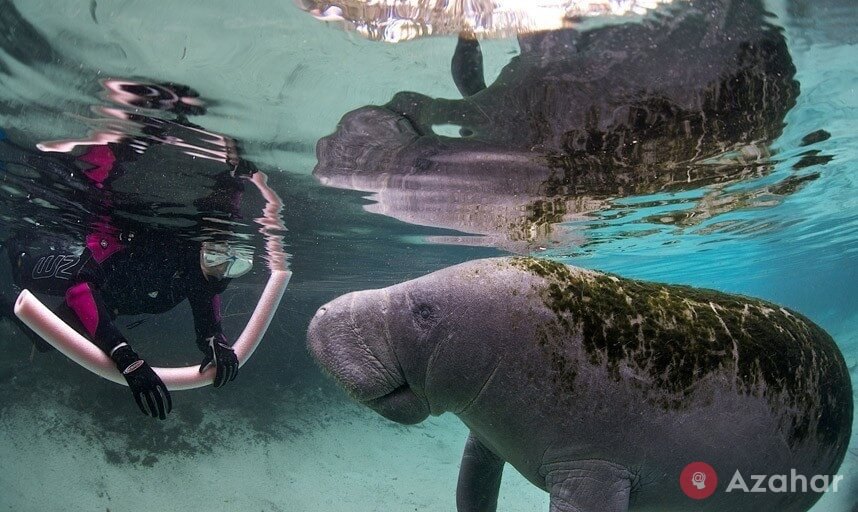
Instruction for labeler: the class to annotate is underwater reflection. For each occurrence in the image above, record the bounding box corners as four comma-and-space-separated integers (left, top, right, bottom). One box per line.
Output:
0, 79, 276, 250
313, 0, 836, 253
297, 0, 682, 42
0, 78, 288, 318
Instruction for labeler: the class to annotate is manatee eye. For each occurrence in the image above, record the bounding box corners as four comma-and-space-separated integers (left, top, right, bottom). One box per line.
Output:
419, 306, 432, 319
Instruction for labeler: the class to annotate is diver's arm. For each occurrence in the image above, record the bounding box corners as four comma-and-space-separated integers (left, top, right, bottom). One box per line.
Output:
64, 282, 171, 419
188, 276, 238, 388
65, 282, 127, 354
188, 280, 226, 341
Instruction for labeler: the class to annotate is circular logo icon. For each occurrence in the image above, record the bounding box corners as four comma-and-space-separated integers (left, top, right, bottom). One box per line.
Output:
680, 462, 718, 500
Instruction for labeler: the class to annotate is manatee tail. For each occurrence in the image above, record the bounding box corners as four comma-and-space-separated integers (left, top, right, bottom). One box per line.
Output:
451, 33, 487, 98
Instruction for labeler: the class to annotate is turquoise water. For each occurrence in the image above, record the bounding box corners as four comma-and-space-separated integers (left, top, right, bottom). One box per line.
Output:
0, 0, 855, 511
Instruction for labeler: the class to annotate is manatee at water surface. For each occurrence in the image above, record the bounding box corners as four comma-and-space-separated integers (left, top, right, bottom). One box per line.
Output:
307, 257, 852, 512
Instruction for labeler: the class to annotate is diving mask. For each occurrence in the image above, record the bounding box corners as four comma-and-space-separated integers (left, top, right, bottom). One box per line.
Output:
200, 242, 254, 280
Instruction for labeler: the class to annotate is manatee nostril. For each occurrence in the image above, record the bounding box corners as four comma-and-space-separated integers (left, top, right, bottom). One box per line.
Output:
316, 307, 327, 318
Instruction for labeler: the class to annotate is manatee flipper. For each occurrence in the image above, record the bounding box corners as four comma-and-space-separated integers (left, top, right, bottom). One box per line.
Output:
456, 431, 505, 512
451, 34, 487, 98
545, 461, 631, 512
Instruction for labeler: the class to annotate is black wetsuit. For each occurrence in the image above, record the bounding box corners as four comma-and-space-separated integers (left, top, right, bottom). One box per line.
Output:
5, 231, 228, 356
0, 81, 245, 417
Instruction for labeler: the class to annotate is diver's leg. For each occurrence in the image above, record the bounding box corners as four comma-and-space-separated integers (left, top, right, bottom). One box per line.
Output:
0, 292, 55, 352
0, 236, 84, 352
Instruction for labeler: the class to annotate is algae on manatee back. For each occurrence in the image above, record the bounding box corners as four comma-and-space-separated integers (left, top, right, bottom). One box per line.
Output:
509, 257, 852, 448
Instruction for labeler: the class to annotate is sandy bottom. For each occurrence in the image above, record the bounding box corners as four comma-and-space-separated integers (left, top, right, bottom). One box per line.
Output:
0, 312, 854, 512
2, 386, 853, 512
0, 385, 546, 512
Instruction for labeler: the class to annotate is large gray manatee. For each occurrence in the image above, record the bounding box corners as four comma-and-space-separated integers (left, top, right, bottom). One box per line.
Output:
307, 257, 853, 512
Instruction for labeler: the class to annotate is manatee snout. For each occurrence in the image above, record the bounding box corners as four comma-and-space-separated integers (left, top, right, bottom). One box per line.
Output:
307, 290, 430, 424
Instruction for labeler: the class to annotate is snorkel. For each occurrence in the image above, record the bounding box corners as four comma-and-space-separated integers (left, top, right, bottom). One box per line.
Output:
13, 171, 290, 390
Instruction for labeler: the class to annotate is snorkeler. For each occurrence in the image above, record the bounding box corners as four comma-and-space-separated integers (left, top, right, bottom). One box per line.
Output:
0, 80, 258, 419
2, 229, 252, 419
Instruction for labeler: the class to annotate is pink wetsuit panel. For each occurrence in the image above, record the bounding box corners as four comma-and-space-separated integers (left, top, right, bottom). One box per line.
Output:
65, 282, 100, 337
86, 232, 124, 263
79, 145, 116, 185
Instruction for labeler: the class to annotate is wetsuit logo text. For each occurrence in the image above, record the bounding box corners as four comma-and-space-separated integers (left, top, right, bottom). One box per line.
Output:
32, 254, 79, 280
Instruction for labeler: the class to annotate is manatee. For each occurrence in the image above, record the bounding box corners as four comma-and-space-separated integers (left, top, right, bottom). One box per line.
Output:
313, 0, 825, 252
307, 257, 853, 512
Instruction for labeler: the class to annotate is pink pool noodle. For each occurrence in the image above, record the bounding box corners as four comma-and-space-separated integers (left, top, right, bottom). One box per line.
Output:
14, 269, 290, 390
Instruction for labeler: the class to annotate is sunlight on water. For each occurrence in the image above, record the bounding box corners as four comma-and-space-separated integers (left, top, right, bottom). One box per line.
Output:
297, 0, 683, 42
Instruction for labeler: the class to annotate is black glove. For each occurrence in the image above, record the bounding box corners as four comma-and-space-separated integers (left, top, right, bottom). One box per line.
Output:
111, 344, 172, 420
197, 333, 238, 388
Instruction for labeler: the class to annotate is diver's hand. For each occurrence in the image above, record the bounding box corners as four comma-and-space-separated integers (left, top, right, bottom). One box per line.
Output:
198, 333, 238, 388
110, 344, 172, 420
